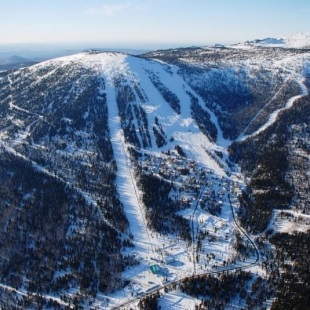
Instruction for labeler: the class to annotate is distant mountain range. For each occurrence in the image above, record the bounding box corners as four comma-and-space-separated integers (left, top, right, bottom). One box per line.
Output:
0, 45, 150, 71
0, 55, 37, 71
235, 32, 310, 48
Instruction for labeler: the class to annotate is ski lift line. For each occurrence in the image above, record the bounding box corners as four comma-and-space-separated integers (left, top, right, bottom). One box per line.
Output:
191, 186, 206, 275
120, 138, 155, 254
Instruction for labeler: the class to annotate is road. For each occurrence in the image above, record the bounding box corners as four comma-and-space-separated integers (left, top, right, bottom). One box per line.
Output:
228, 194, 260, 264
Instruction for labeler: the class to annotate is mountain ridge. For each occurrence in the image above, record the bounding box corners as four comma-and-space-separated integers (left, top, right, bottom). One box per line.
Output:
233, 32, 310, 49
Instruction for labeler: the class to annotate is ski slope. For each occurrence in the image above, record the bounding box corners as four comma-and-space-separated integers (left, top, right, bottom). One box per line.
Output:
239, 77, 309, 141
101, 57, 154, 255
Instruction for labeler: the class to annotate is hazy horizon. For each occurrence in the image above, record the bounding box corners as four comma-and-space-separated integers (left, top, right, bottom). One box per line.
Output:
0, 0, 309, 48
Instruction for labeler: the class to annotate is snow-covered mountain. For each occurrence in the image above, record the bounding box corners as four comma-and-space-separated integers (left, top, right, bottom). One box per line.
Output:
236, 32, 310, 49
0, 37, 309, 308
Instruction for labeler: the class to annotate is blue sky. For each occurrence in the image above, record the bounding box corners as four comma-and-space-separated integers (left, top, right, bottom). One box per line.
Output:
0, 0, 309, 48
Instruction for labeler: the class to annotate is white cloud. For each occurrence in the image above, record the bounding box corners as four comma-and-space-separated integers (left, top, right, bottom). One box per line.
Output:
86, 3, 131, 16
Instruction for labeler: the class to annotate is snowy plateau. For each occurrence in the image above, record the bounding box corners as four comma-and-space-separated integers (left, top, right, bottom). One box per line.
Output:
0, 33, 309, 309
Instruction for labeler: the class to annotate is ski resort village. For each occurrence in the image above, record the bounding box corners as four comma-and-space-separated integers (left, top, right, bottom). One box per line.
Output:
98, 144, 261, 309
